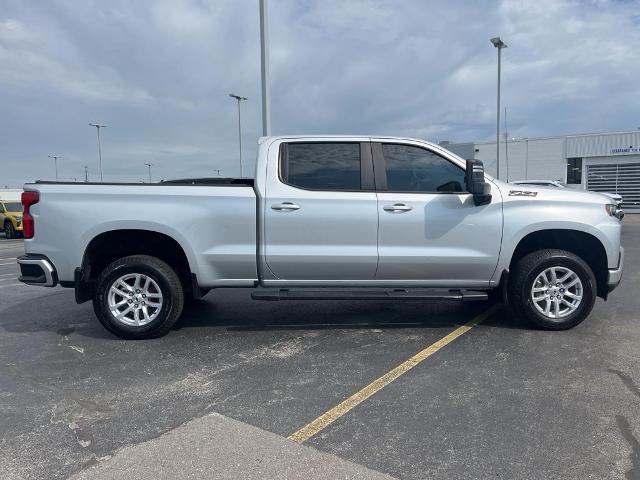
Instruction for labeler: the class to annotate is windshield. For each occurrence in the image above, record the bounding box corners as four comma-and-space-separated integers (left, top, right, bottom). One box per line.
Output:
4, 202, 22, 212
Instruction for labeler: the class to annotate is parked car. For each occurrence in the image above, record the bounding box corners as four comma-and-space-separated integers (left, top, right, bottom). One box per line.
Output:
17, 136, 624, 339
512, 180, 624, 208
0, 200, 23, 238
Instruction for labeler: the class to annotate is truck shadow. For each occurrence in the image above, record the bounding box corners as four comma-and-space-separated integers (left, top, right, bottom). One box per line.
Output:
0, 290, 532, 340
175, 297, 531, 332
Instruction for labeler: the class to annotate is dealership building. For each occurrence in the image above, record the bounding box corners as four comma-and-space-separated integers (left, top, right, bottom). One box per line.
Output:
441, 129, 640, 212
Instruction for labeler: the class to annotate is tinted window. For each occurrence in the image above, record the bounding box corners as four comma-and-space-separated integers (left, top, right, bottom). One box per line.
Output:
5, 202, 21, 212
382, 144, 465, 192
567, 157, 582, 184
282, 143, 361, 190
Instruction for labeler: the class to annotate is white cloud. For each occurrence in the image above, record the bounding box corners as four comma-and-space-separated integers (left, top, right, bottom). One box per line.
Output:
1, 0, 639, 186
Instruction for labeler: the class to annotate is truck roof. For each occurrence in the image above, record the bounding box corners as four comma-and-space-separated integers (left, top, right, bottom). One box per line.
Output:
258, 135, 449, 154
259, 134, 441, 145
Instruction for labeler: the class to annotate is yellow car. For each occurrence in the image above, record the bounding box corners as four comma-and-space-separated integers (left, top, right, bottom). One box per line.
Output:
0, 200, 23, 239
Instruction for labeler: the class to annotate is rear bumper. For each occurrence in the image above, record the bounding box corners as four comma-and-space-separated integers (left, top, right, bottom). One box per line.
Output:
17, 255, 57, 287
607, 247, 624, 293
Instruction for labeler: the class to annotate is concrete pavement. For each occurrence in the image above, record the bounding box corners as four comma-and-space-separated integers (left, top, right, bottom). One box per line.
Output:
71, 413, 394, 480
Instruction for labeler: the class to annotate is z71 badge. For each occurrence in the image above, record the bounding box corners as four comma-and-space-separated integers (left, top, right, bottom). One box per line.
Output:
508, 190, 538, 197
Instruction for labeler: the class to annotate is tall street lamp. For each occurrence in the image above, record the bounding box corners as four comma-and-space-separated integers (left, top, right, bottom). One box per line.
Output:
89, 123, 107, 181
490, 36, 507, 180
229, 93, 248, 177
259, 0, 271, 136
144, 163, 153, 183
48, 155, 62, 181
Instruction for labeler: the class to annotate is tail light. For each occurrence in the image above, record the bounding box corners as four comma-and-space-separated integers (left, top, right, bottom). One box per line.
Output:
21, 191, 39, 239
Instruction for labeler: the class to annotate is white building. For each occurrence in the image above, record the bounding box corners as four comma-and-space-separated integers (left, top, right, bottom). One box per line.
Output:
442, 129, 640, 212
0, 189, 22, 201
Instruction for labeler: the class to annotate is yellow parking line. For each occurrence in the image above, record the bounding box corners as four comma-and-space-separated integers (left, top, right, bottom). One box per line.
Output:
288, 304, 500, 443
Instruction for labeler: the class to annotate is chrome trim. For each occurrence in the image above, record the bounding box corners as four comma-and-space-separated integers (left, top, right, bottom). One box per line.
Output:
17, 257, 56, 287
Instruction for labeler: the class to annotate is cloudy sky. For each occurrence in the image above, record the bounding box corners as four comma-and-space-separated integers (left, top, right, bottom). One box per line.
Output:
1, 0, 639, 187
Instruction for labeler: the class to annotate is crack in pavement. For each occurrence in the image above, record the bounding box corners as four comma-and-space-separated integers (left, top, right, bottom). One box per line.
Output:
616, 415, 640, 480
609, 369, 640, 400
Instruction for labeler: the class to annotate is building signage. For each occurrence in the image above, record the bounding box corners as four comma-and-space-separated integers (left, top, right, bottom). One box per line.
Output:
611, 147, 639, 154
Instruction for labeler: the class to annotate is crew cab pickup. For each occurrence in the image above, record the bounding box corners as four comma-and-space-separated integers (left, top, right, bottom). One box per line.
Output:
18, 136, 624, 339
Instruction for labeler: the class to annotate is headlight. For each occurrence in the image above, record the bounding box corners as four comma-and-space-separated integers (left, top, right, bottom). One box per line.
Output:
605, 204, 624, 220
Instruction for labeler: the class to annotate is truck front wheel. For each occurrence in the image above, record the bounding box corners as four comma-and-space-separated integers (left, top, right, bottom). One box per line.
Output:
508, 249, 596, 330
93, 255, 184, 339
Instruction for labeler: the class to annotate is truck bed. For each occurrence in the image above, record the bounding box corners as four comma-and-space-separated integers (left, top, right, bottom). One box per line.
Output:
24, 180, 258, 287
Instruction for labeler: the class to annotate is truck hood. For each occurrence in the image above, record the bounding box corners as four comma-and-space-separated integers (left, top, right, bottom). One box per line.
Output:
494, 180, 611, 206
599, 192, 622, 202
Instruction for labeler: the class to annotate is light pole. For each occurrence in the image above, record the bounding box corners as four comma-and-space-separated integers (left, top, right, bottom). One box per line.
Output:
504, 107, 509, 182
144, 163, 153, 183
48, 155, 62, 181
229, 93, 248, 177
84, 166, 89, 182
260, 0, 271, 136
490, 36, 507, 180
89, 123, 107, 181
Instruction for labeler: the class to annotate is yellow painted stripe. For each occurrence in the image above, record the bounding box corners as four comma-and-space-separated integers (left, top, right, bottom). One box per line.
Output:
288, 304, 500, 443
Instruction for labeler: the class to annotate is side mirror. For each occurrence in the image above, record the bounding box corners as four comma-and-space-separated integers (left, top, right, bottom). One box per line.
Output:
465, 159, 492, 206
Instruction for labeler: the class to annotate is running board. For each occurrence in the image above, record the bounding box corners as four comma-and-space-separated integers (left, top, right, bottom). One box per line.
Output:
251, 288, 488, 302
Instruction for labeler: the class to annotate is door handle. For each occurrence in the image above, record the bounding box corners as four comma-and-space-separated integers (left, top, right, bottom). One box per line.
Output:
271, 202, 301, 211
383, 203, 413, 212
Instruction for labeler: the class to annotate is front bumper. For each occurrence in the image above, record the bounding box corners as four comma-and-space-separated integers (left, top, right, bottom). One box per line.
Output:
17, 255, 57, 287
607, 247, 624, 293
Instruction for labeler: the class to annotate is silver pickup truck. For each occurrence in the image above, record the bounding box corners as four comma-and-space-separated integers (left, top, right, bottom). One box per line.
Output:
18, 136, 624, 339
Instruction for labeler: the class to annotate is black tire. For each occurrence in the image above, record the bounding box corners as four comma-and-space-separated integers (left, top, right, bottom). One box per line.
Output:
508, 249, 597, 330
92, 255, 184, 339
4, 221, 16, 239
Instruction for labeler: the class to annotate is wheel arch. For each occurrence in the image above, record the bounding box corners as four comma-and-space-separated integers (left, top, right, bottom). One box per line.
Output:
79, 229, 196, 302
509, 229, 608, 299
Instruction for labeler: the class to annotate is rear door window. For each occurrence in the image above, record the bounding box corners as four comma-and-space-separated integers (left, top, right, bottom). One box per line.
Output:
281, 143, 361, 191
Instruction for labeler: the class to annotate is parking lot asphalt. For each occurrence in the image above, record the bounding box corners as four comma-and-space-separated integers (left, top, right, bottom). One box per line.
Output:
1, 218, 639, 480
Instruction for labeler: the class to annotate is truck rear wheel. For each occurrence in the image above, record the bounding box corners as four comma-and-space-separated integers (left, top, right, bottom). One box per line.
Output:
93, 255, 184, 339
508, 249, 596, 330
